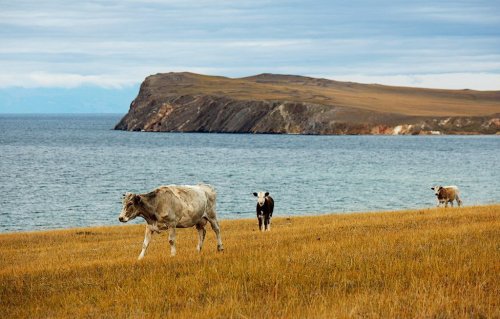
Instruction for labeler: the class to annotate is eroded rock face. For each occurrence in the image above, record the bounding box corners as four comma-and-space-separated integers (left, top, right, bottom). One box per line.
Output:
115, 73, 500, 135
115, 94, 396, 134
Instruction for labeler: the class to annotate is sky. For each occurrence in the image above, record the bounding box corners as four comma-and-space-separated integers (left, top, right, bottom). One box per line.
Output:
0, 0, 499, 113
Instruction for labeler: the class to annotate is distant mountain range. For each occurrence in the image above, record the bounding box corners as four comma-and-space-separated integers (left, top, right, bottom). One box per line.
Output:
0, 86, 138, 114
115, 72, 500, 135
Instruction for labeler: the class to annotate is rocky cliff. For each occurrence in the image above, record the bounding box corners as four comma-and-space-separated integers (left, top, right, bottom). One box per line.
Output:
115, 72, 500, 135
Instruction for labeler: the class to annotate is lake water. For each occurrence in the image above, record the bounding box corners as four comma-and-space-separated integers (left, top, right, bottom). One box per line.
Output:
0, 114, 499, 232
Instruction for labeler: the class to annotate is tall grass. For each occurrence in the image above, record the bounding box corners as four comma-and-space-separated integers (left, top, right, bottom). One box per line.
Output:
1, 205, 499, 318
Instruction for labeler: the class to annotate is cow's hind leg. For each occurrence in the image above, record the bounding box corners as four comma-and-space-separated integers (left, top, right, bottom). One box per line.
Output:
264, 215, 271, 231
138, 226, 153, 260
208, 218, 224, 252
196, 219, 207, 252
168, 228, 177, 256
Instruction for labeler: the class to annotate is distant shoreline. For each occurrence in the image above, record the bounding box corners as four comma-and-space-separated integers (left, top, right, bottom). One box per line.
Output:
1, 114, 498, 135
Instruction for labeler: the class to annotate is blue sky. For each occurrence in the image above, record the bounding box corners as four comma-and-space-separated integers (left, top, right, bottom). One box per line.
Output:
1, 0, 499, 113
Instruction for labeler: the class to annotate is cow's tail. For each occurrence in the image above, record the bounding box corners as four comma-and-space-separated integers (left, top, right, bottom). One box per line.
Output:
455, 189, 463, 206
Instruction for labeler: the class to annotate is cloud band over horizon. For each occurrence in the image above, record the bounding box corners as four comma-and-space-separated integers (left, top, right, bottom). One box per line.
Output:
1, 0, 500, 91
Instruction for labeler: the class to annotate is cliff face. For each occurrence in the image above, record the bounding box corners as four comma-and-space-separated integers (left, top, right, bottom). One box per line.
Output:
115, 73, 500, 135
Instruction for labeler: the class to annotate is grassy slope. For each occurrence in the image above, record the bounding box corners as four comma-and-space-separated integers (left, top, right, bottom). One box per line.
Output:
1, 205, 499, 318
146, 72, 500, 117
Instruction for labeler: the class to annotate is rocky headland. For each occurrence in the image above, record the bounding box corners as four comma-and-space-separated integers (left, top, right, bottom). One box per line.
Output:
115, 72, 500, 135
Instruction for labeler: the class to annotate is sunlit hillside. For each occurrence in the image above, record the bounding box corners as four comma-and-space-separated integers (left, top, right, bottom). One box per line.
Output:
145, 72, 500, 117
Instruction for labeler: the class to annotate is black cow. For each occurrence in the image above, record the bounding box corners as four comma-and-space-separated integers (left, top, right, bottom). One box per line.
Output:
253, 192, 274, 231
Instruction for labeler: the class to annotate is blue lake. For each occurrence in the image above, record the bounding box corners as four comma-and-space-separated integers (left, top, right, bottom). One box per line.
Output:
0, 114, 499, 232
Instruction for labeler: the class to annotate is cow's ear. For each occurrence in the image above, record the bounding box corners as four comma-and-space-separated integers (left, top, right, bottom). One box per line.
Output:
133, 195, 142, 204
253, 192, 258, 197
265, 192, 269, 196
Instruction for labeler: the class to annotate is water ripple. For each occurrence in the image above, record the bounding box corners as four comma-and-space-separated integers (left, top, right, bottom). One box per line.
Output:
0, 114, 499, 232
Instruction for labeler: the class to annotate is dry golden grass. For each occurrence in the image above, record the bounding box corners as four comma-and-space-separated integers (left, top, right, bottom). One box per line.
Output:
1, 205, 499, 318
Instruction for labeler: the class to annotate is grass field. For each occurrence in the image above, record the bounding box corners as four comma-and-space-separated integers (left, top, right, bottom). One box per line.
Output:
1, 205, 499, 318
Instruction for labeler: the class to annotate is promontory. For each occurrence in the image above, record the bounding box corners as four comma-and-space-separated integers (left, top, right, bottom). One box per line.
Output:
115, 72, 500, 135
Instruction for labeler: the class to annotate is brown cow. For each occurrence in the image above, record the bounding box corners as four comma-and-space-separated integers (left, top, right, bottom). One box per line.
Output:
431, 185, 463, 208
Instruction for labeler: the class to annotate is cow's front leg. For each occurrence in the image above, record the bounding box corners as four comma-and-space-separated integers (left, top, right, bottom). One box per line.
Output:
138, 226, 153, 260
258, 214, 264, 231
168, 227, 177, 256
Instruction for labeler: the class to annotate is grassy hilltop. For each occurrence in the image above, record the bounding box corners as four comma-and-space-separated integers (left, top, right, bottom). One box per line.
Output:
1, 205, 499, 318
115, 72, 500, 134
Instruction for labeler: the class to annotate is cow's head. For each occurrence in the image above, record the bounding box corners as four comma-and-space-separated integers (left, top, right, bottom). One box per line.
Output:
118, 192, 142, 222
431, 186, 442, 197
253, 191, 269, 206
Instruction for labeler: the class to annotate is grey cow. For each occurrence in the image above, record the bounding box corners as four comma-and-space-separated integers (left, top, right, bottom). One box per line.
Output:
119, 184, 224, 259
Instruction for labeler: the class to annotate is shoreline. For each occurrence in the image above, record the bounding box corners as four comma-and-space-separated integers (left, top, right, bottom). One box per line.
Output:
0, 204, 497, 235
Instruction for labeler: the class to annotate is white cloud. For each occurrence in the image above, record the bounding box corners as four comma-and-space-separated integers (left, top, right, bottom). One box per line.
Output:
0, 72, 137, 89
0, 1, 499, 92
325, 73, 500, 91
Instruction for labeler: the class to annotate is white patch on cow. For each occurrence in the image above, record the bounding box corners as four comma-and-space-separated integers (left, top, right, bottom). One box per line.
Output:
256, 192, 266, 206
118, 204, 130, 222
138, 227, 152, 260
431, 185, 441, 196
